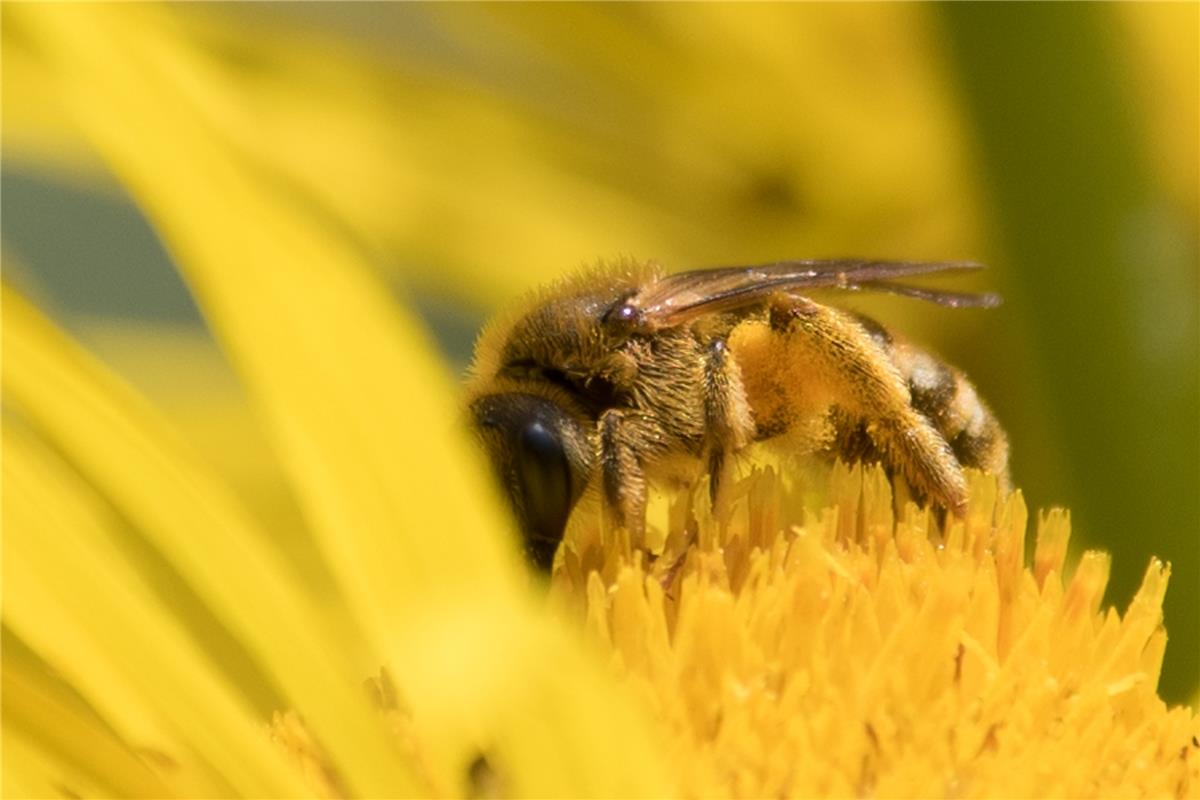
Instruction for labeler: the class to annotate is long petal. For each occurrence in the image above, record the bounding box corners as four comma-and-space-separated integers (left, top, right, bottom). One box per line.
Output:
1, 652, 178, 799
15, 4, 672, 795
3, 423, 308, 798
3, 289, 420, 796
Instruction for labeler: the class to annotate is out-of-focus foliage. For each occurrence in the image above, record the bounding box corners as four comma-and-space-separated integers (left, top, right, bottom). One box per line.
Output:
3, 1, 1195, 705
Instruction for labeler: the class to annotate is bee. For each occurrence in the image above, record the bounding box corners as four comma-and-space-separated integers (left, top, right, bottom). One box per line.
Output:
467, 259, 1010, 570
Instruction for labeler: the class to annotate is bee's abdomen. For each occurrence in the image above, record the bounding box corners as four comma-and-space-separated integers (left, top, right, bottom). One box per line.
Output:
894, 343, 1010, 488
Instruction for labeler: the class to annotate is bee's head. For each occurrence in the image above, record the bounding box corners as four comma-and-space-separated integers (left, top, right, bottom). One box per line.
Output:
470, 393, 593, 571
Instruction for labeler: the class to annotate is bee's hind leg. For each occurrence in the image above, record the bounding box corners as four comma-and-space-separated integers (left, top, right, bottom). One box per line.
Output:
768, 296, 968, 515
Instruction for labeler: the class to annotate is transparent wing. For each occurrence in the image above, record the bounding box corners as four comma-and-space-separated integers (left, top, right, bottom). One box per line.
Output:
622, 259, 998, 327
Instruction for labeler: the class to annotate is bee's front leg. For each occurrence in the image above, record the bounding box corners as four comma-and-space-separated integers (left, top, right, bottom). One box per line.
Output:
597, 408, 647, 535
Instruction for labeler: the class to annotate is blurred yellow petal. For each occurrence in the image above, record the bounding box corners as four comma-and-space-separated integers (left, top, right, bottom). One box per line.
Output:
2, 2, 677, 304
14, 3, 671, 795
0, 9, 103, 184
74, 321, 312, 561
173, 3, 981, 301
2, 656, 175, 799
462, 3, 979, 242
17, 0, 521, 607
3, 424, 307, 798
3, 289, 418, 796
2, 3, 986, 306
2, 433, 204, 779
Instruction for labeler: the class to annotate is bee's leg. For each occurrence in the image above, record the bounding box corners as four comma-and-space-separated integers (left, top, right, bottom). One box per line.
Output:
841, 320, 1010, 495
769, 296, 968, 514
702, 338, 755, 508
597, 408, 647, 534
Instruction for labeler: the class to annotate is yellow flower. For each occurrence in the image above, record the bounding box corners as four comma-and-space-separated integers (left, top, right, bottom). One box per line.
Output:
3, 3, 1196, 799
566, 465, 1200, 797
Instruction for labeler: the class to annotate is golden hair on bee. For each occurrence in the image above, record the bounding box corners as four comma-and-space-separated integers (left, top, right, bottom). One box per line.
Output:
466, 258, 1009, 570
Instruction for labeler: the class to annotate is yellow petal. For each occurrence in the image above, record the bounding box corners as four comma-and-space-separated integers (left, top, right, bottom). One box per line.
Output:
2, 654, 176, 799
3, 423, 306, 798
14, 3, 671, 794
2, 288, 420, 796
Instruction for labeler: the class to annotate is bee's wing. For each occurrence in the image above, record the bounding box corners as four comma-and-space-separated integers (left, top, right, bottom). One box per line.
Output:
628, 259, 999, 327
837, 280, 1002, 309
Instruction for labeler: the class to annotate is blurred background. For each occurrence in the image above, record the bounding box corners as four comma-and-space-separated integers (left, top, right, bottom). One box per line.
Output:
4, 3, 1197, 701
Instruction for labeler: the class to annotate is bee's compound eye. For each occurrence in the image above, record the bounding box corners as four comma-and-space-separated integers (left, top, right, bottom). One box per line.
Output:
515, 420, 572, 560
470, 393, 587, 572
